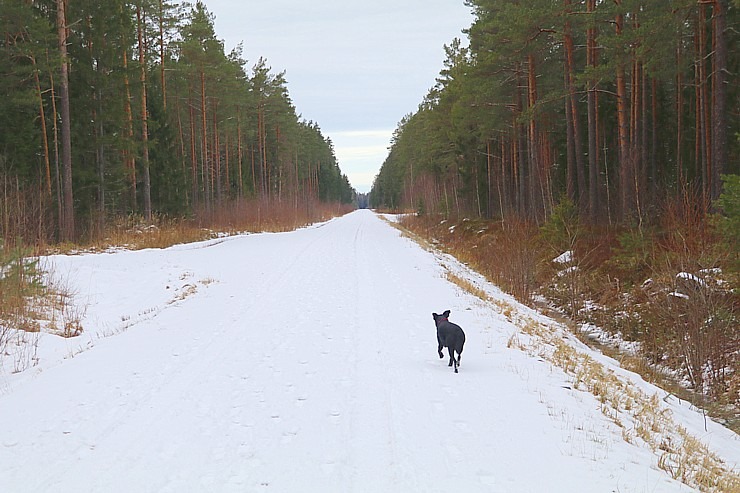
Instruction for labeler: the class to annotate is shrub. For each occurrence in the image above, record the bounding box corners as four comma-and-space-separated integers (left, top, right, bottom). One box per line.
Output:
0, 240, 45, 315
715, 174, 740, 271
539, 197, 580, 255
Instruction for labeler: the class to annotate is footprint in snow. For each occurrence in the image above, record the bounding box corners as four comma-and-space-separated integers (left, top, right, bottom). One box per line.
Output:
454, 421, 472, 434
321, 461, 336, 475
281, 431, 298, 444
477, 471, 498, 487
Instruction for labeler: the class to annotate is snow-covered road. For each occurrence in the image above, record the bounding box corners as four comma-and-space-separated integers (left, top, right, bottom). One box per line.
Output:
0, 210, 737, 492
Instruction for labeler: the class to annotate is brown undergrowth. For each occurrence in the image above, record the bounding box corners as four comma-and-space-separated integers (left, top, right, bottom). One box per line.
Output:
391, 212, 739, 491
0, 242, 84, 373
397, 209, 738, 432
48, 199, 353, 254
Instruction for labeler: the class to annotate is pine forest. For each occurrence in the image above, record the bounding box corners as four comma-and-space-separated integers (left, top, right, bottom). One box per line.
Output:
371, 1, 738, 415
372, 0, 737, 223
1, 0, 355, 245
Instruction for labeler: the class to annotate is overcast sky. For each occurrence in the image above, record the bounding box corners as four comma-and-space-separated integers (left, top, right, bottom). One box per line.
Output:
201, 0, 474, 193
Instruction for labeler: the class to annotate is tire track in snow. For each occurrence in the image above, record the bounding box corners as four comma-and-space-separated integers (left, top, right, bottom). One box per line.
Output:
2, 211, 733, 492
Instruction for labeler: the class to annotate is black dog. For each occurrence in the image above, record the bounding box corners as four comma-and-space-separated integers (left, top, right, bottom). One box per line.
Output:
432, 310, 466, 373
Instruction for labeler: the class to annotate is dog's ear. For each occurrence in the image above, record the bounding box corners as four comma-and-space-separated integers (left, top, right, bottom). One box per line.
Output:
432, 312, 439, 321
443, 310, 451, 318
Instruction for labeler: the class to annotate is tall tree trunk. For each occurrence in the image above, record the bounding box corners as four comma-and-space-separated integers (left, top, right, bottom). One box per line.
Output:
501, 137, 509, 216
48, 63, 63, 234
158, 0, 167, 111
694, 23, 702, 192
564, 0, 586, 210
225, 129, 230, 199
136, 2, 152, 221
710, 0, 728, 200
122, 48, 137, 210
96, 88, 105, 233
527, 53, 540, 220
174, 86, 187, 195
513, 63, 526, 217
696, 4, 711, 197
486, 139, 493, 217
257, 103, 264, 196
641, 71, 649, 209
614, 3, 632, 219
57, 0, 74, 241
650, 78, 658, 198
237, 108, 243, 198
630, 51, 643, 219
32, 57, 52, 197
276, 124, 282, 203
119, 4, 137, 210
676, 41, 684, 193
212, 108, 221, 202
251, 146, 256, 196
86, 20, 105, 233
262, 105, 269, 197
294, 149, 299, 213
258, 101, 269, 198
565, 74, 576, 203
586, 0, 599, 221
200, 70, 210, 208
188, 85, 198, 205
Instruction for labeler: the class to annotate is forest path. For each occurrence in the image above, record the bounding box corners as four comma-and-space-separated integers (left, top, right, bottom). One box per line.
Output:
0, 210, 728, 492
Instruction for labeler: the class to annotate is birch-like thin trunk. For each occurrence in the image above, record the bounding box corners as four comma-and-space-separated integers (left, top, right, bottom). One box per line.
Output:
57, 0, 74, 240
136, 3, 152, 221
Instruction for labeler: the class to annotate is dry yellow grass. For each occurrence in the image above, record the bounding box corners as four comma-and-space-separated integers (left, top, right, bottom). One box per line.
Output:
507, 311, 740, 492
49, 200, 352, 255
444, 271, 489, 301
393, 216, 739, 492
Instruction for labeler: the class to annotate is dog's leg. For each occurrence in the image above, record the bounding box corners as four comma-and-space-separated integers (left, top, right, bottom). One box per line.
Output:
438, 341, 444, 359
448, 348, 454, 367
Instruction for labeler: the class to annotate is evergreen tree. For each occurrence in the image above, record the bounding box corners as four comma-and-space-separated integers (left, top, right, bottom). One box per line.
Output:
372, 0, 738, 225
1, 0, 355, 243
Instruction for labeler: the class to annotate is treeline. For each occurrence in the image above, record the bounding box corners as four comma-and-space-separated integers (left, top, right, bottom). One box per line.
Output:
371, 0, 737, 223
1, 0, 354, 244
372, 0, 739, 412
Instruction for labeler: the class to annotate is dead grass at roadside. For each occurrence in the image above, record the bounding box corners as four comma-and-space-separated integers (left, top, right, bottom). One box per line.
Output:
388, 214, 740, 492
48, 200, 352, 255
508, 315, 739, 492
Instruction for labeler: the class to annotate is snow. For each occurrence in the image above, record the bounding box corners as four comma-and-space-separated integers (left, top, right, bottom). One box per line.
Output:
669, 291, 691, 300
553, 250, 574, 264
0, 210, 737, 492
557, 265, 579, 277
676, 272, 708, 289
